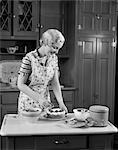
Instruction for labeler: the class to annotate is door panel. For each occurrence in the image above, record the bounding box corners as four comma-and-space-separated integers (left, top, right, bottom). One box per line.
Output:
77, 37, 115, 122
96, 38, 115, 122
78, 38, 96, 108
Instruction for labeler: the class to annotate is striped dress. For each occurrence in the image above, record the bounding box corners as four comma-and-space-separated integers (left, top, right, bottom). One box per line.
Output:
18, 49, 58, 113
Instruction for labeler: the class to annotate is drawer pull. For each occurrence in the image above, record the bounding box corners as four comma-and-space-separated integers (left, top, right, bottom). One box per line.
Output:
54, 139, 69, 144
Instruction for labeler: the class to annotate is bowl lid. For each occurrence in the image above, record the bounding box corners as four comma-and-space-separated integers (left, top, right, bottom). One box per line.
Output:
89, 105, 109, 113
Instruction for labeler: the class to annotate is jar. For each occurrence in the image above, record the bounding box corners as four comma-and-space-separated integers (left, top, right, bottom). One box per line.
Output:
89, 105, 109, 127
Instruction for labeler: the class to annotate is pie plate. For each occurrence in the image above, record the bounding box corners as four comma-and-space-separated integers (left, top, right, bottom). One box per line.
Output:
39, 115, 67, 121
64, 117, 87, 128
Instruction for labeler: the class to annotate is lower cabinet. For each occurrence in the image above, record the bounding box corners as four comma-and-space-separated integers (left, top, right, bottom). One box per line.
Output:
3, 134, 114, 150
50, 89, 76, 112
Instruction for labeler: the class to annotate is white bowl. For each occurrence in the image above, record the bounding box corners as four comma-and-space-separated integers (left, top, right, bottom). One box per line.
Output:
73, 108, 90, 121
20, 108, 42, 123
21, 108, 42, 117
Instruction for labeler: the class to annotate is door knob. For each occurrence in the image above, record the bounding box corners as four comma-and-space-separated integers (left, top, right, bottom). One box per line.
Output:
94, 94, 99, 99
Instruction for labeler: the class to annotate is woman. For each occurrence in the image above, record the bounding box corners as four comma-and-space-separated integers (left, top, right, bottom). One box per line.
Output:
17, 29, 68, 114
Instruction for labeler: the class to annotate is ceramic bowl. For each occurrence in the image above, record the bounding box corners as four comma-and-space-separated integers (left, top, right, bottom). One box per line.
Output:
20, 108, 42, 123
21, 108, 42, 117
73, 108, 90, 121
7, 46, 18, 54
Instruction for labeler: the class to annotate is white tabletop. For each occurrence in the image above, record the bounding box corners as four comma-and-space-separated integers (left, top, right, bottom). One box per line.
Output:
0, 114, 118, 136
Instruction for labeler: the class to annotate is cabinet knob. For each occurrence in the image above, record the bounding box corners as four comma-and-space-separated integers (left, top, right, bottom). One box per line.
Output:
40, 25, 44, 29
54, 139, 69, 144
96, 14, 102, 20
13, 15, 16, 18
93, 94, 99, 99
37, 24, 43, 29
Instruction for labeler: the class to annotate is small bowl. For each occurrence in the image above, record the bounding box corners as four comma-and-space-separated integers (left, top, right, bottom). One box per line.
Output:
21, 108, 42, 117
7, 46, 18, 54
73, 108, 90, 121
20, 108, 42, 123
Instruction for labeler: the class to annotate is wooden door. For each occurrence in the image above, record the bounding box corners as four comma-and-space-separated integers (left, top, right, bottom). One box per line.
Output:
95, 37, 116, 122
76, 37, 115, 122
0, 0, 11, 39
76, 37, 96, 108
13, 0, 39, 39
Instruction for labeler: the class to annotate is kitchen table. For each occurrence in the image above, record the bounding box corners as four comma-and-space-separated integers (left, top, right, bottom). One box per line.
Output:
0, 114, 118, 150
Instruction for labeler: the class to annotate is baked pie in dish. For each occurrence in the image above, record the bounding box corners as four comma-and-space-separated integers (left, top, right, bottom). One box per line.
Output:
43, 108, 66, 119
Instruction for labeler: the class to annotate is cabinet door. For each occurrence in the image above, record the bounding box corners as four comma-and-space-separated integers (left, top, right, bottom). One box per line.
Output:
77, 37, 115, 122
95, 38, 115, 122
77, 38, 96, 108
77, 0, 116, 35
40, 0, 64, 35
0, 0, 11, 38
50, 90, 74, 112
2, 105, 17, 117
1, 91, 19, 104
13, 0, 39, 39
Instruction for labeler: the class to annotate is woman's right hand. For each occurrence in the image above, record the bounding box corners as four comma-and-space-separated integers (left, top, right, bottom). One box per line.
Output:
42, 101, 54, 109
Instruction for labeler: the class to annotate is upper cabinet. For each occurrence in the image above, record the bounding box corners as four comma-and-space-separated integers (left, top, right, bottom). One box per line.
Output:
77, 0, 116, 35
0, 0, 39, 40
40, 1, 67, 57
40, 0, 64, 35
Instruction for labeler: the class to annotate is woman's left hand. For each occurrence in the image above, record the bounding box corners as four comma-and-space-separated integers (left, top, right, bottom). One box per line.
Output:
59, 103, 68, 114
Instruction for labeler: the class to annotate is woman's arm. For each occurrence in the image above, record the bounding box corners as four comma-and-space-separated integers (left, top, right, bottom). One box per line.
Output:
51, 69, 68, 113
17, 74, 44, 105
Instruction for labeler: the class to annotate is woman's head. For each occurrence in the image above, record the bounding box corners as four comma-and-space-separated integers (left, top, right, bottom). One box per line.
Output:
40, 29, 65, 54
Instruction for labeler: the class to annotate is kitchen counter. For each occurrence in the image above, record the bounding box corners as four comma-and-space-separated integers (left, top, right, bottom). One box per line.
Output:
0, 114, 117, 150
0, 114, 117, 136
0, 83, 76, 92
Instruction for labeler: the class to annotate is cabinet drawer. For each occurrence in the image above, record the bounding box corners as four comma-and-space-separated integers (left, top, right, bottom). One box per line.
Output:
2, 105, 17, 117
50, 91, 74, 103
36, 135, 87, 149
1, 92, 19, 104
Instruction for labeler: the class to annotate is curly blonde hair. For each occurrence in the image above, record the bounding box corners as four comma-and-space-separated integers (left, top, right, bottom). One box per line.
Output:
40, 29, 65, 48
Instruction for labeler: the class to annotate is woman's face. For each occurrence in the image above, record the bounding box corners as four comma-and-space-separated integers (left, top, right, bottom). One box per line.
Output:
49, 40, 64, 55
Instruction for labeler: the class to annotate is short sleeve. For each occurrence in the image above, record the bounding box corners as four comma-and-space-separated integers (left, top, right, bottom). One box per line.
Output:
18, 54, 32, 76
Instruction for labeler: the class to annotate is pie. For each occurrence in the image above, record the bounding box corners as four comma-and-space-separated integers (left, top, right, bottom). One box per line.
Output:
45, 108, 65, 119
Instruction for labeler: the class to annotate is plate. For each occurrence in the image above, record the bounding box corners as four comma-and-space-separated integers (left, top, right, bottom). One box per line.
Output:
39, 115, 66, 121
64, 117, 87, 128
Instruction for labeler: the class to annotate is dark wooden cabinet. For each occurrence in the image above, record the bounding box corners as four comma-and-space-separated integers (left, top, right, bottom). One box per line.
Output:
0, 0, 39, 40
2, 134, 114, 150
76, 37, 116, 122
40, 0, 68, 57
77, 0, 116, 35
65, 0, 117, 123
50, 89, 76, 112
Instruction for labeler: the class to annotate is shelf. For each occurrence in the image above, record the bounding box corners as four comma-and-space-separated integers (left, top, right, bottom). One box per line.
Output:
0, 53, 26, 55
0, 53, 70, 58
